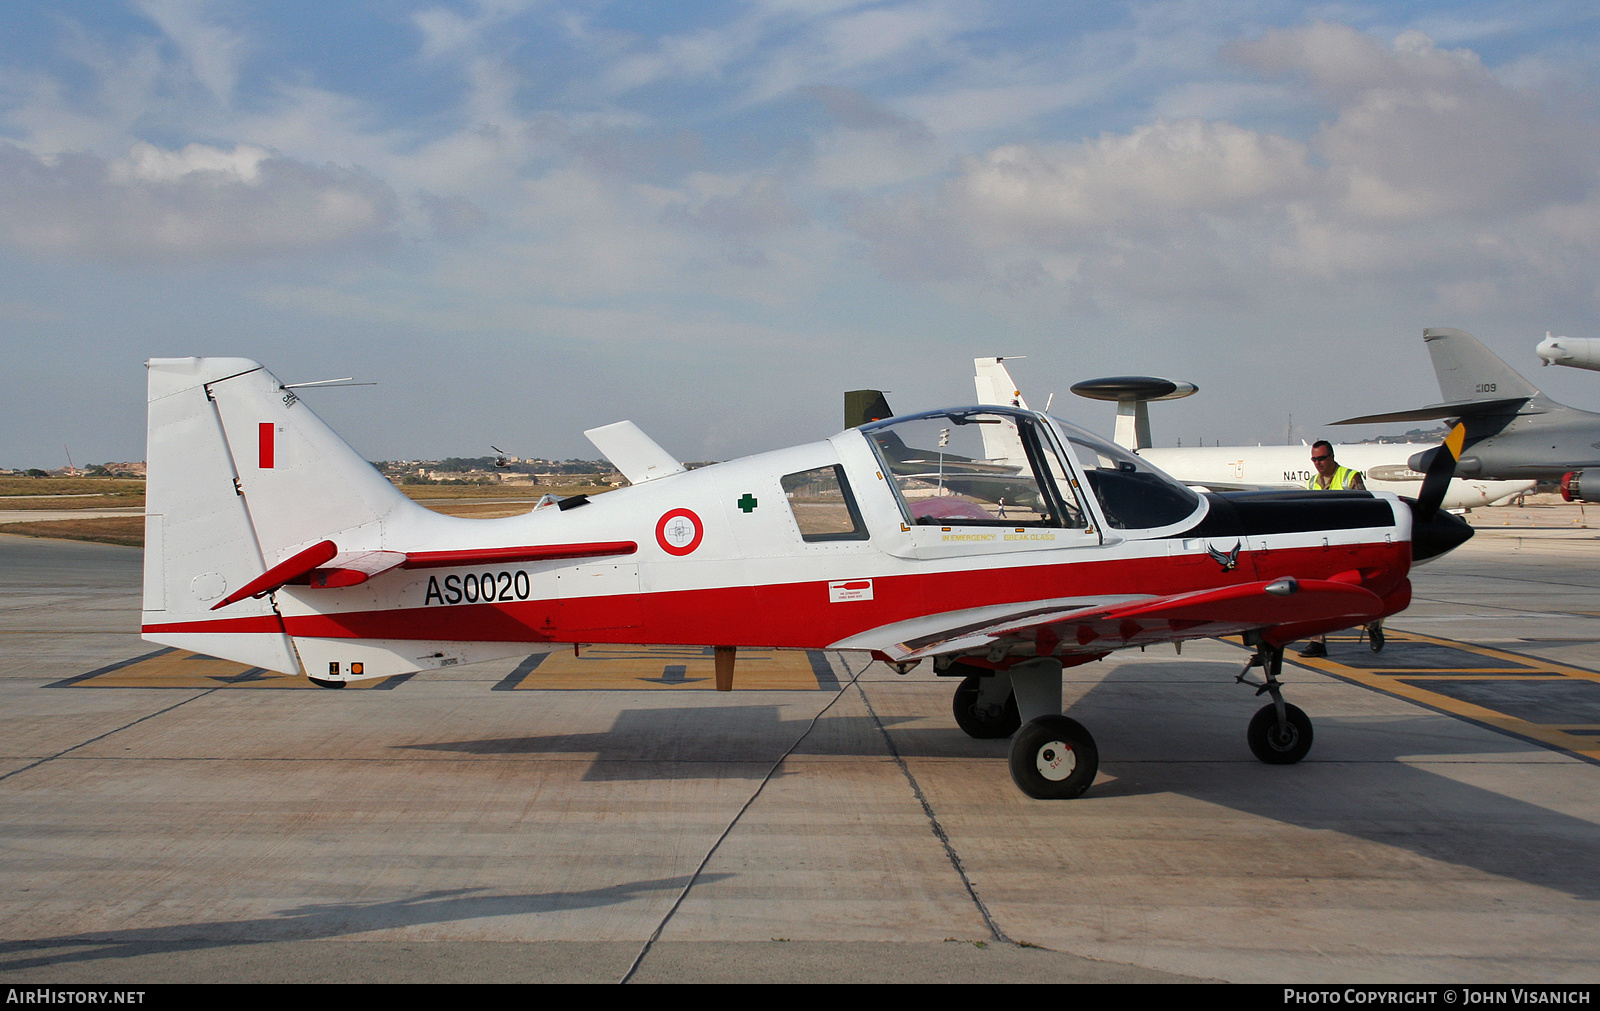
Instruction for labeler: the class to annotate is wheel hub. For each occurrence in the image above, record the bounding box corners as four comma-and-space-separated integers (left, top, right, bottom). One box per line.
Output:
1036, 741, 1076, 781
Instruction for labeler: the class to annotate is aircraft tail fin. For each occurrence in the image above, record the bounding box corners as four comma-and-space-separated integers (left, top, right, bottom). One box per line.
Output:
974, 357, 1030, 411
142, 358, 423, 673
1423, 328, 1540, 405
845, 389, 894, 429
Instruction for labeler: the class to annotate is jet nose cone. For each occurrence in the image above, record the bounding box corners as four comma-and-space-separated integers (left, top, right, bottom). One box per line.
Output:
1405, 498, 1474, 562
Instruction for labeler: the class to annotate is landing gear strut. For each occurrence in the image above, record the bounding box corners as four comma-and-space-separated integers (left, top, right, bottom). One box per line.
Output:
1002, 657, 1101, 799
1237, 643, 1314, 764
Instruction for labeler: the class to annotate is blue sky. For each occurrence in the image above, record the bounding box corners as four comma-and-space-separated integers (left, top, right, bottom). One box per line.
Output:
4, 1, 1600, 468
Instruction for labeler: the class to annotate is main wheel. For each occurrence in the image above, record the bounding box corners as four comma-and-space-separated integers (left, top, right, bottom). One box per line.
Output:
307, 676, 347, 690
951, 674, 1021, 739
1008, 715, 1098, 799
1247, 702, 1313, 764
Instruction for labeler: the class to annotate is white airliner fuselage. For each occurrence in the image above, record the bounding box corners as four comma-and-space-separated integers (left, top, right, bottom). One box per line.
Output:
1139, 444, 1534, 510
971, 358, 1534, 511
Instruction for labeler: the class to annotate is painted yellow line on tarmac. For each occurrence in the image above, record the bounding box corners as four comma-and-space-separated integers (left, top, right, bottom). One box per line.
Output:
1295, 630, 1600, 762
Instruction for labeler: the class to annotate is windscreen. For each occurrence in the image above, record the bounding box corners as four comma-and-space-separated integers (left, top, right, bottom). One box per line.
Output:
1048, 418, 1204, 531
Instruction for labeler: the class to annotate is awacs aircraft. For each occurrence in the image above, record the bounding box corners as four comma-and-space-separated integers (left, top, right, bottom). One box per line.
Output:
971, 357, 1534, 512
142, 358, 1472, 799
1337, 328, 1600, 502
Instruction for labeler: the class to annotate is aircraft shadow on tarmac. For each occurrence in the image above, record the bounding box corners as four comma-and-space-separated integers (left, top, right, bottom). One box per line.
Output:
397, 703, 920, 779
0, 877, 723, 974
1057, 654, 1600, 902
397, 661, 1600, 901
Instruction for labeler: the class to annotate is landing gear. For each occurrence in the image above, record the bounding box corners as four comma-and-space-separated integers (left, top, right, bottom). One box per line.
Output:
951, 673, 1020, 738
307, 676, 347, 689
1247, 702, 1313, 764
1236, 642, 1313, 765
1008, 715, 1099, 799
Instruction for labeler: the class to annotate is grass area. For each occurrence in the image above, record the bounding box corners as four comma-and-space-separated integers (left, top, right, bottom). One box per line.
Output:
0, 476, 145, 502
0, 495, 146, 510
426, 501, 542, 518
396, 482, 614, 500
0, 482, 616, 547
0, 516, 144, 546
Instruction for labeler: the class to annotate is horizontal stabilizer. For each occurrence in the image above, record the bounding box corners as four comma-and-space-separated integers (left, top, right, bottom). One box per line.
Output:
211, 540, 638, 606
584, 421, 686, 484
1332, 397, 1530, 426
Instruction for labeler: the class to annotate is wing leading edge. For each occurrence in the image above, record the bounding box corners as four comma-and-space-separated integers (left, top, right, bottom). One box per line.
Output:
839, 577, 1393, 662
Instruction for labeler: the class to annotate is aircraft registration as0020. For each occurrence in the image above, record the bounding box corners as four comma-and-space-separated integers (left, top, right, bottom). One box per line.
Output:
139, 358, 1475, 799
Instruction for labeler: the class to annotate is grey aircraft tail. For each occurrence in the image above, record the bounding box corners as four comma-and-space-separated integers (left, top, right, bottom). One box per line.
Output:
845, 389, 894, 429
1422, 327, 1541, 406
1334, 328, 1540, 427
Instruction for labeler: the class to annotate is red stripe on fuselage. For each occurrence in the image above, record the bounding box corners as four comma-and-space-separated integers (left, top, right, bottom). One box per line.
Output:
203, 539, 1408, 649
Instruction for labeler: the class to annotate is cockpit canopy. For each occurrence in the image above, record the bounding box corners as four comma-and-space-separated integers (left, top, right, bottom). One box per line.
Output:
858, 407, 1203, 534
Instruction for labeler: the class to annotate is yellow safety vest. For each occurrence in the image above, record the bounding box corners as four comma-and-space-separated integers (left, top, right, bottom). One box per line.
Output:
1308, 465, 1361, 491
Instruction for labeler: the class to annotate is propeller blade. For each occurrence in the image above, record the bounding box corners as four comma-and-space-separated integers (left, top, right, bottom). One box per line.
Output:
1415, 423, 1466, 522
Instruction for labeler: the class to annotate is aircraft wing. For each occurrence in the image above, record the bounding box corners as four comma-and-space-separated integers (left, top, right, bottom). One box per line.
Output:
836, 577, 1384, 662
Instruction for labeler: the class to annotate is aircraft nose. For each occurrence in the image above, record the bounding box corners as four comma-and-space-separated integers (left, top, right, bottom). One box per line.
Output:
1406, 499, 1474, 562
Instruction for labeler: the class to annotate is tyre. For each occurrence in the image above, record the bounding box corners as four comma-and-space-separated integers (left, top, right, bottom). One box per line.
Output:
1008, 715, 1098, 799
1247, 702, 1313, 764
951, 674, 1021, 739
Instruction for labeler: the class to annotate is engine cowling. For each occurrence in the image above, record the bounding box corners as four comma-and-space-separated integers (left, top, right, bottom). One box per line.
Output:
1560, 470, 1597, 502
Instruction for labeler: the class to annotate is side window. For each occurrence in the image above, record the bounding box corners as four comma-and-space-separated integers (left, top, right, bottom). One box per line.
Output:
782, 465, 869, 542
862, 411, 1082, 528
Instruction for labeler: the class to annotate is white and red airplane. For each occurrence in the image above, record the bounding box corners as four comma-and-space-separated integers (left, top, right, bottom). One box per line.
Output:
140, 357, 1473, 799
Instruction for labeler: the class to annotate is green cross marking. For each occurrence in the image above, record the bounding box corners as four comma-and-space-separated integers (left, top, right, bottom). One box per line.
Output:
737, 493, 758, 513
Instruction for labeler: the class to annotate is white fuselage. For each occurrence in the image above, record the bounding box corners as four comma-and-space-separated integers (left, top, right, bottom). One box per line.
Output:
1138, 444, 1535, 510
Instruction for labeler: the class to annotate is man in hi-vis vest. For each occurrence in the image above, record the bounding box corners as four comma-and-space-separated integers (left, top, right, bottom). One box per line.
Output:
1307, 440, 1365, 491
1299, 441, 1383, 657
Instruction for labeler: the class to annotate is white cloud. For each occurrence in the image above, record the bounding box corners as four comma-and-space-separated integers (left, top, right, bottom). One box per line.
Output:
1232, 22, 1596, 221
846, 21, 1600, 315
133, 0, 250, 104
108, 140, 269, 183
951, 119, 1317, 235
0, 142, 398, 258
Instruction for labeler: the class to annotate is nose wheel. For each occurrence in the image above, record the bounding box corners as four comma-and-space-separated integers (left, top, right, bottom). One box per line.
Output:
1247, 702, 1313, 763
1008, 715, 1098, 799
1237, 643, 1314, 765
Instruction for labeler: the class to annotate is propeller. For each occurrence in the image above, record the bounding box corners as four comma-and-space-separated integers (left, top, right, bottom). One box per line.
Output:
1414, 422, 1466, 523
1407, 423, 1473, 563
